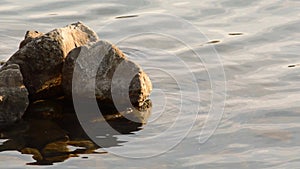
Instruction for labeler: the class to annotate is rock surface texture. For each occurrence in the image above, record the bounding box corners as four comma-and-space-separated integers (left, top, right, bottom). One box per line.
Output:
19, 30, 44, 49
0, 64, 29, 125
3, 22, 99, 100
62, 40, 152, 107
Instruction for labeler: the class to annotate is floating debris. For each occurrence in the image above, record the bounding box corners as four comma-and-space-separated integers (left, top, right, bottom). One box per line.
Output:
288, 64, 300, 68
228, 32, 243, 36
207, 40, 221, 44
115, 15, 139, 19
0, 60, 5, 66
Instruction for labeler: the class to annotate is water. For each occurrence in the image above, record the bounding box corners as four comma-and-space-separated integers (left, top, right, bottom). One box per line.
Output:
0, 0, 300, 168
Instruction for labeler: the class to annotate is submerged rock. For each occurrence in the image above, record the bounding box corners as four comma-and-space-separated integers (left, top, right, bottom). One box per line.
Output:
3, 22, 99, 100
62, 40, 152, 106
0, 64, 29, 125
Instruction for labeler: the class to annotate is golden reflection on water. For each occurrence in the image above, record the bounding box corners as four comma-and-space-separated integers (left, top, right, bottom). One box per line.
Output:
0, 99, 151, 165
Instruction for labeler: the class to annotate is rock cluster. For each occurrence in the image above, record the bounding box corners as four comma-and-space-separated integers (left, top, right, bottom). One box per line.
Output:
0, 22, 152, 126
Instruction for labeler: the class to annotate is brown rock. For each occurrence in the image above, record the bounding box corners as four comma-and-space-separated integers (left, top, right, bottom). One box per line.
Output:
4, 22, 99, 100
62, 40, 152, 107
19, 30, 44, 49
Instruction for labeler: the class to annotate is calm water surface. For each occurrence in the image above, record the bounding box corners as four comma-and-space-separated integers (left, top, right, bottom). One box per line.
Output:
0, 0, 300, 168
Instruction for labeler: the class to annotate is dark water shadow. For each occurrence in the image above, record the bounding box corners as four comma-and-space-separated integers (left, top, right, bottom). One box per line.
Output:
0, 98, 152, 165
115, 14, 139, 19
228, 32, 243, 36
288, 64, 300, 68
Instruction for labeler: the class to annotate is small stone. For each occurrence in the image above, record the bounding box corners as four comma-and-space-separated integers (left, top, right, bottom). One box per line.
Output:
0, 64, 29, 125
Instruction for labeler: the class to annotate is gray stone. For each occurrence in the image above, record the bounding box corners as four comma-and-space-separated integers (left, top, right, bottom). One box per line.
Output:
4, 22, 99, 100
62, 40, 152, 107
0, 64, 29, 125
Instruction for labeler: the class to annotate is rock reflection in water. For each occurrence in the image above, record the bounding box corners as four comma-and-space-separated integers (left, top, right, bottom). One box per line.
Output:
0, 98, 152, 165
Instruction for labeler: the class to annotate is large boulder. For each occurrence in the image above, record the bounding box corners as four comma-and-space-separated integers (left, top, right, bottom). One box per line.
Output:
3, 22, 99, 100
62, 40, 152, 107
0, 64, 29, 125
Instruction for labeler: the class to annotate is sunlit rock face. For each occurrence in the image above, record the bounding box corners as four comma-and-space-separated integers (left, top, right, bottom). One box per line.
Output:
4, 22, 99, 100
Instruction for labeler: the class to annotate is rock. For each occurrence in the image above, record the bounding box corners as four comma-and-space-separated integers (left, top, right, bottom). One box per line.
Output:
0, 64, 29, 125
4, 22, 99, 100
62, 40, 152, 107
19, 30, 44, 49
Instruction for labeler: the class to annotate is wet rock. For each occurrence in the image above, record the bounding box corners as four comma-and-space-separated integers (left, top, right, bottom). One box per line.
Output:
21, 147, 43, 161
42, 141, 69, 155
23, 119, 69, 149
25, 100, 64, 120
4, 22, 99, 100
62, 40, 152, 106
0, 64, 29, 125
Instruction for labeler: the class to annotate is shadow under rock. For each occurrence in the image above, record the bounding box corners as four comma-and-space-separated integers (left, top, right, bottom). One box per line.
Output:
0, 98, 152, 165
